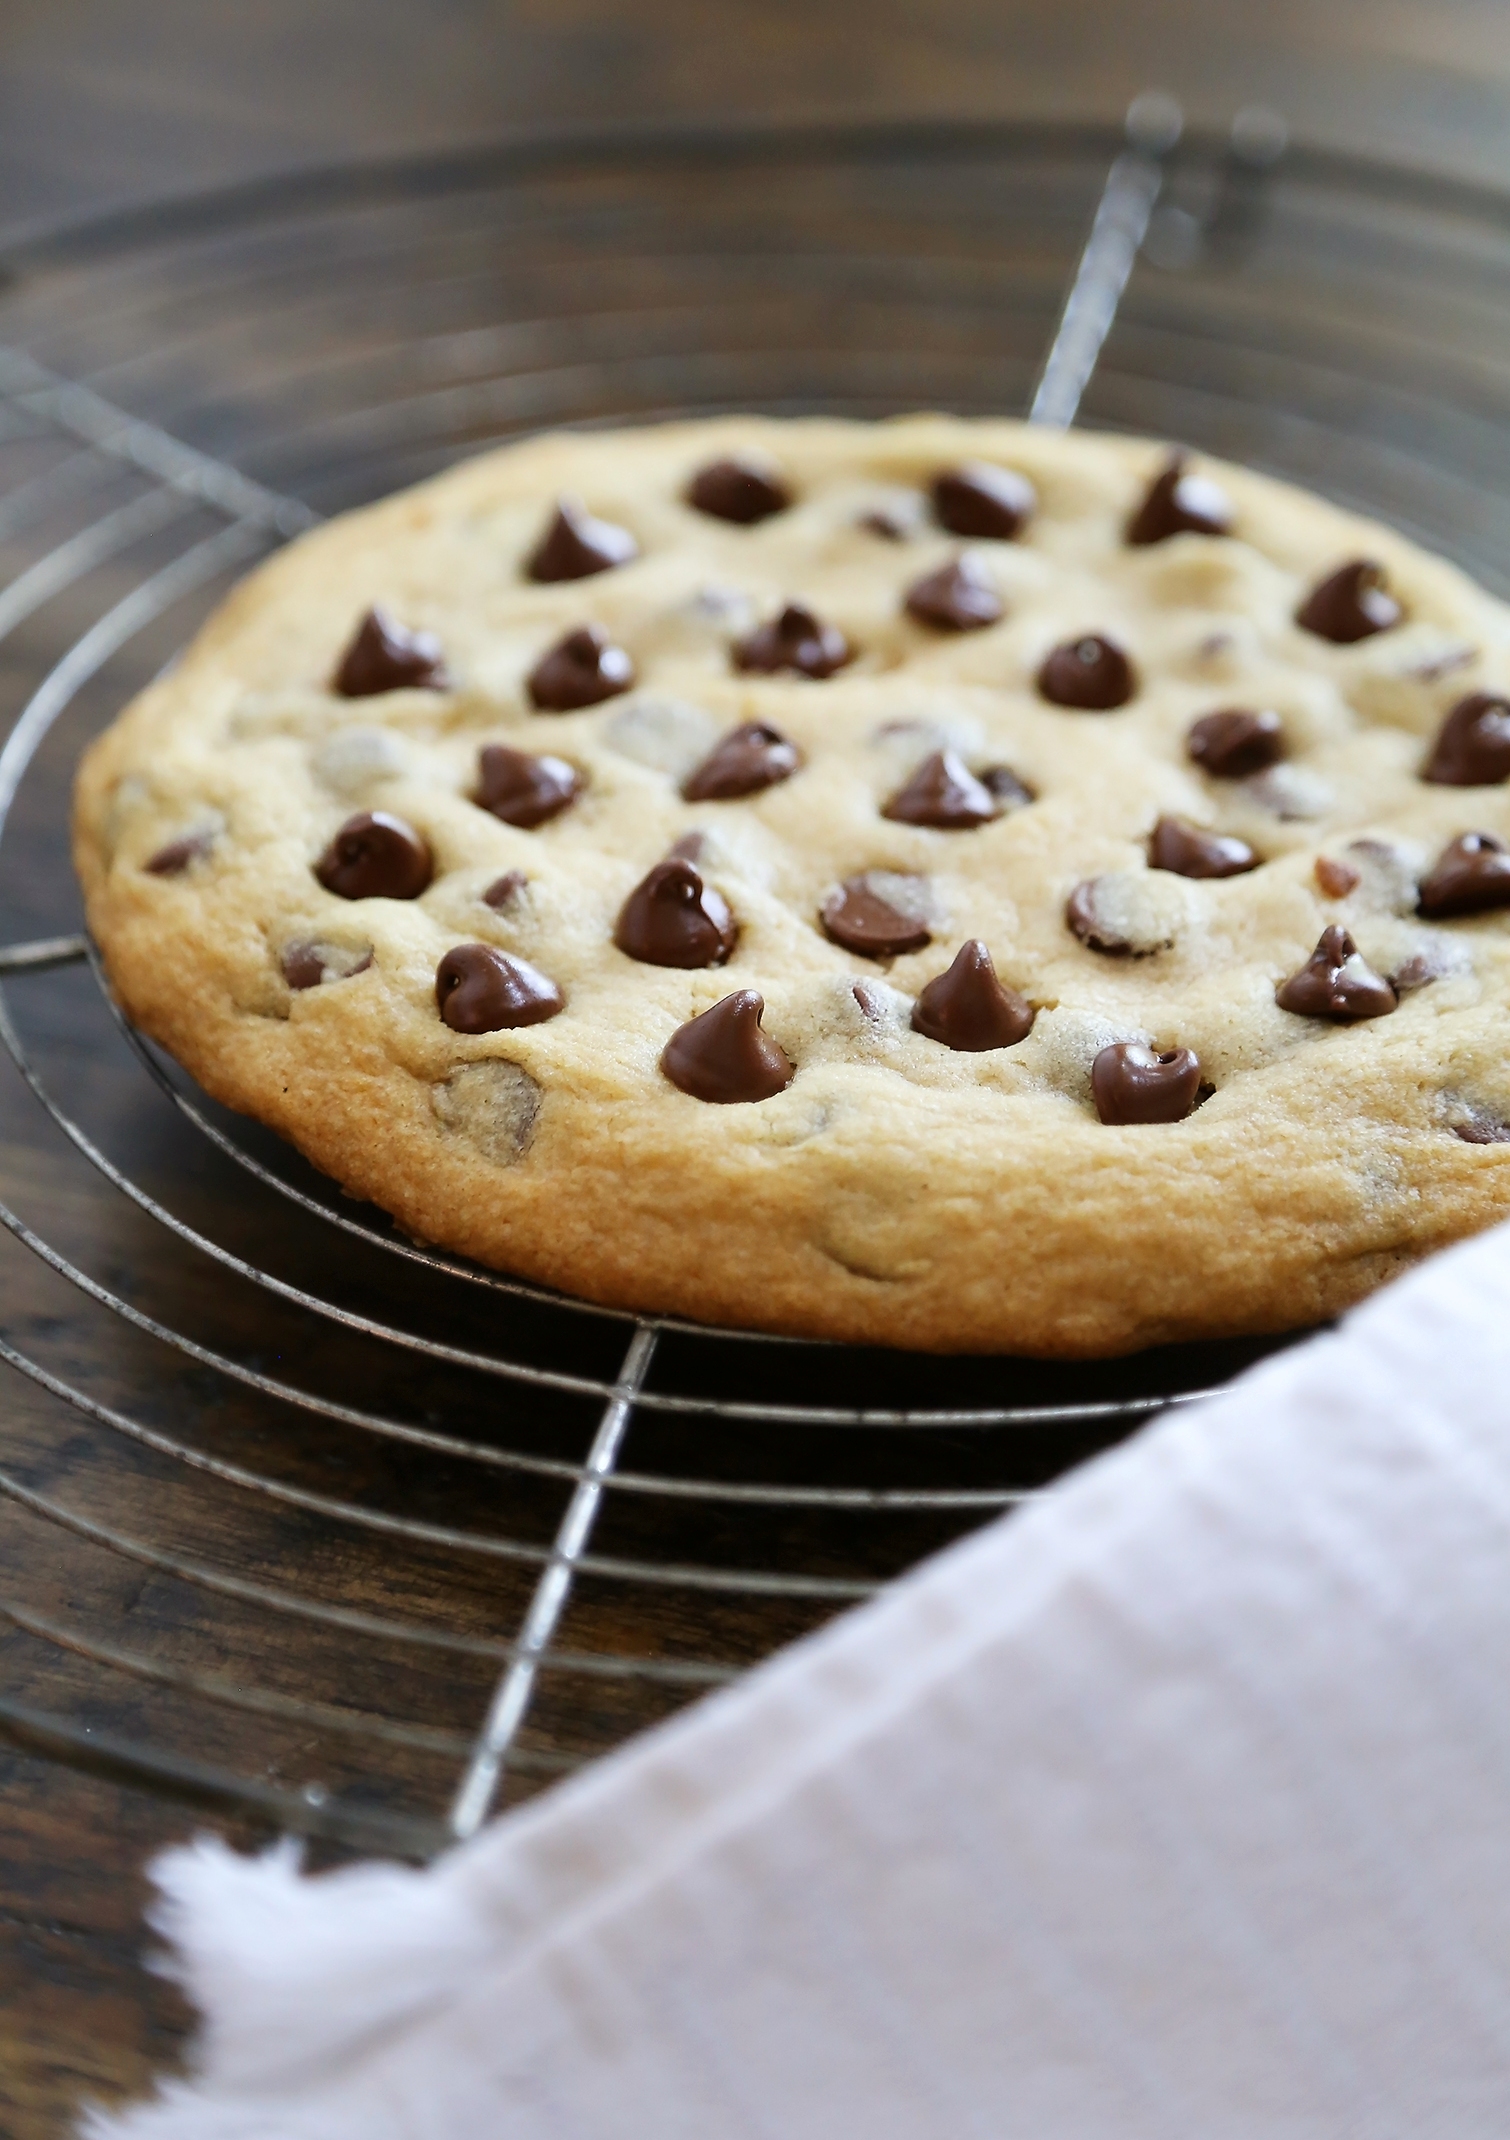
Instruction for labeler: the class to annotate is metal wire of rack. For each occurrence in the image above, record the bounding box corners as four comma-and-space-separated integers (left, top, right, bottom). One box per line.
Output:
1, 111, 1508, 1858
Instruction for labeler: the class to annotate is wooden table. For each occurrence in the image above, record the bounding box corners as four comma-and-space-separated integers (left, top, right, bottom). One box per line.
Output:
0, 6, 1507, 2132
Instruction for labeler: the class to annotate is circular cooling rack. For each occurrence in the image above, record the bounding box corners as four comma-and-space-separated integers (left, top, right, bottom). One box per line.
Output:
0, 117, 1508, 1856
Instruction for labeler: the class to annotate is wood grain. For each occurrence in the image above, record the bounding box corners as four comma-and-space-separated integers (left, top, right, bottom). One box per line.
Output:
0, 0, 1508, 246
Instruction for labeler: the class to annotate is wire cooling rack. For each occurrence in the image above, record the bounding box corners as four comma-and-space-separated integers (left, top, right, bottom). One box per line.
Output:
1, 112, 1509, 1858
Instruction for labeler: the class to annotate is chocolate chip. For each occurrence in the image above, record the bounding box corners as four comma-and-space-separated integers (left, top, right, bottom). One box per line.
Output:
686, 456, 791, 525
1037, 635, 1135, 710
1066, 879, 1133, 955
281, 942, 326, 990
882, 750, 998, 829
1148, 815, 1259, 879
526, 625, 634, 711
281, 940, 372, 990
315, 811, 433, 900
1315, 855, 1362, 898
482, 869, 528, 909
1417, 832, 1510, 918
903, 555, 1003, 632
475, 744, 581, 828
1275, 925, 1397, 1021
859, 508, 909, 540
1295, 559, 1402, 643
524, 497, 637, 582
144, 831, 213, 876
1345, 837, 1417, 905
932, 462, 1035, 540
682, 721, 800, 801
332, 607, 449, 697
733, 603, 851, 679
614, 858, 736, 968
1389, 946, 1449, 994
1092, 1042, 1203, 1124
436, 943, 564, 1032
911, 940, 1033, 1051
1125, 456, 1233, 545
821, 874, 932, 959
1421, 692, 1510, 786
981, 764, 1035, 808
1067, 871, 1186, 958
668, 831, 706, 862
852, 981, 887, 1019
660, 989, 793, 1103
1455, 1118, 1510, 1145
1186, 707, 1284, 778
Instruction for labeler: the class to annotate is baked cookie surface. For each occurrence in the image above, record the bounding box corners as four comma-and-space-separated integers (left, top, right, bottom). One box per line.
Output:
73, 416, 1510, 1355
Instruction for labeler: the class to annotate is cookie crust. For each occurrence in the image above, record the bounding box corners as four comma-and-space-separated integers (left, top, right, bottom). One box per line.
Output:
73, 417, 1510, 1354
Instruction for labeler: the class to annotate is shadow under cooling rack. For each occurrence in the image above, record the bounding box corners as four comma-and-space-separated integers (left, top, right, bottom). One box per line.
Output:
2, 117, 1508, 1853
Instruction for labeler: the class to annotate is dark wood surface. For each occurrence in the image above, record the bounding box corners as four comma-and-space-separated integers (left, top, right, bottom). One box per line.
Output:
0, 1756, 235, 2137
1, 0, 1508, 243
1, 5, 1509, 2133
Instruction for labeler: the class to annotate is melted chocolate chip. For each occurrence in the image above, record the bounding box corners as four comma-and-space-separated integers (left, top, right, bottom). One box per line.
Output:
911, 940, 1034, 1051
660, 990, 793, 1104
821, 875, 931, 959
1037, 635, 1135, 710
436, 943, 564, 1032
882, 750, 998, 830
1148, 815, 1259, 879
1275, 925, 1397, 1021
1186, 707, 1284, 778
144, 831, 213, 876
686, 456, 791, 525
475, 744, 581, 828
281, 940, 372, 990
932, 462, 1035, 540
1390, 947, 1448, 995
1092, 1042, 1203, 1124
733, 603, 852, 679
332, 607, 449, 697
1315, 855, 1362, 898
614, 858, 736, 968
1456, 1118, 1510, 1145
1066, 879, 1132, 955
482, 869, 528, 909
1417, 832, 1510, 918
1422, 692, 1510, 787
981, 764, 1035, 808
1125, 456, 1233, 545
682, 721, 800, 801
315, 811, 433, 900
1295, 559, 1402, 643
525, 497, 638, 582
526, 625, 634, 711
903, 555, 1003, 632
280, 943, 326, 990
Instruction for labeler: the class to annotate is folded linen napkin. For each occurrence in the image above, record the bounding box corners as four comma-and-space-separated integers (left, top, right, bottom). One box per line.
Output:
89, 1220, 1510, 2138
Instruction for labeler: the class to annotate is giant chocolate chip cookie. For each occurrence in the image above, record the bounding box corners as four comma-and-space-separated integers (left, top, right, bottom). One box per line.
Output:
73, 417, 1510, 1354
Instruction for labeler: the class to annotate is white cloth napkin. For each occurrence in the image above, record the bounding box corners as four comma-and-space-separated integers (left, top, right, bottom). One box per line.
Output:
88, 1220, 1510, 2139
